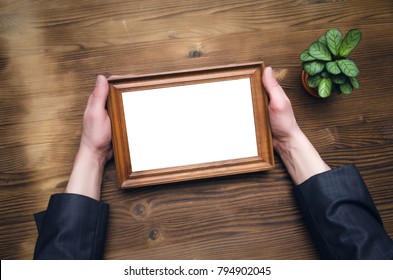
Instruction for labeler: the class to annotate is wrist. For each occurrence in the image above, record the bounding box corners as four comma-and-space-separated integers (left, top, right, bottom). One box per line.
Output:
74, 146, 106, 174
65, 144, 107, 200
274, 128, 330, 185
273, 126, 304, 156
78, 137, 109, 167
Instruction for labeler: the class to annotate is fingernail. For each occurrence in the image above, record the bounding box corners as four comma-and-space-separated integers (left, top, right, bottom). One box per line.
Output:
96, 75, 106, 86
266, 66, 273, 75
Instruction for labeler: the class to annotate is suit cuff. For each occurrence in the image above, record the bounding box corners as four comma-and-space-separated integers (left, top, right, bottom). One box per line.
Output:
34, 193, 109, 260
294, 164, 393, 259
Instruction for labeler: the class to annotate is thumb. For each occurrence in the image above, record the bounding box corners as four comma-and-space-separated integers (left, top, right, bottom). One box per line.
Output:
89, 75, 109, 111
262, 67, 287, 101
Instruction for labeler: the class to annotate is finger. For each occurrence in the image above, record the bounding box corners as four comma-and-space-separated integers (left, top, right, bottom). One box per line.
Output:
88, 75, 109, 111
262, 67, 287, 101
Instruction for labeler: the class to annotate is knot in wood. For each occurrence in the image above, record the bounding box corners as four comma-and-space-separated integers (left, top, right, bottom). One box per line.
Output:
133, 203, 146, 217
189, 50, 202, 58
149, 229, 160, 240
130, 202, 149, 221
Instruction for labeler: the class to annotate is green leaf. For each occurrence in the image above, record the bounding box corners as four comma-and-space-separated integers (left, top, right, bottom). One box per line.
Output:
338, 59, 359, 77
318, 34, 327, 45
318, 78, 332, 98
307, 74, 322, 88
309, 41, 332, 61
340, 81, 353, 94
326, 61, 341, 75
339, 29, 362, 57
326, 28, 342, 56
349, 76, 360, 89
300, 50, 316, 62
303, 61, 325, 75
332, 74, 346, 85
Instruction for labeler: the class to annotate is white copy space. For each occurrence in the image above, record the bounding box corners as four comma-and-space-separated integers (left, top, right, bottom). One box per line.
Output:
122, 78, 258, 172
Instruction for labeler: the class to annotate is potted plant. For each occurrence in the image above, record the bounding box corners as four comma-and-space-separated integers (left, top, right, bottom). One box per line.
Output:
300, 28, 362, 98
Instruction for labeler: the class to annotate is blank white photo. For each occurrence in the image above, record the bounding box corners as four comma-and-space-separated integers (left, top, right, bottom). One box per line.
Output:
122, 78, 258, 172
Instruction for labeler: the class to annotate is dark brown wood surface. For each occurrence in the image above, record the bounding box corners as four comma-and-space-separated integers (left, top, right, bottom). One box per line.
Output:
1, 0, 392, 259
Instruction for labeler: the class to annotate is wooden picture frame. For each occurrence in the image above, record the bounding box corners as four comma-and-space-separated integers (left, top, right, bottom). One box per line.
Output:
107, 62, 274, 189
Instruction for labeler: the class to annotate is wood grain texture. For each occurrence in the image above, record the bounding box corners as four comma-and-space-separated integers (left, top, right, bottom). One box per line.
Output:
1, 0, 392, 259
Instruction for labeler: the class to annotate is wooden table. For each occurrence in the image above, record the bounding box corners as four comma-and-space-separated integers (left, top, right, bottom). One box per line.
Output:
1, 0, 392, 259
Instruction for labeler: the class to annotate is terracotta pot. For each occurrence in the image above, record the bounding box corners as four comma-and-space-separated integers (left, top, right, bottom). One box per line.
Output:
301, 70, 321, 98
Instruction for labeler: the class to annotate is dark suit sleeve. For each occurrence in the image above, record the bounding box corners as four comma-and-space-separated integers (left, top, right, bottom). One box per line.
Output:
294, 164, 393, 259
33, 193, 109, 260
